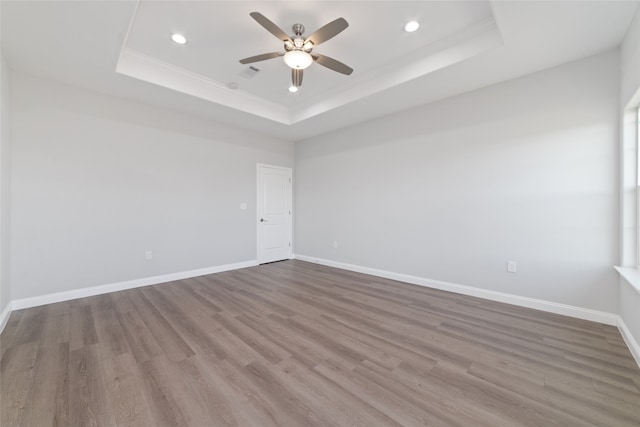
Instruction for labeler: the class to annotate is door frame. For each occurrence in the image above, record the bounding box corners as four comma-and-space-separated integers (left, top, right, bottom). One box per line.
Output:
256, 163, 293, 264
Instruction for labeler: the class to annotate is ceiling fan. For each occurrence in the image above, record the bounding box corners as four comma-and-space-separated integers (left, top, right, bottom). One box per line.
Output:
239, 12, 354, 90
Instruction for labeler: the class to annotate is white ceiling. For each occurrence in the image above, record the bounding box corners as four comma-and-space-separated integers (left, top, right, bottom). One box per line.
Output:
1, 1, 638, 141
124, 1, 494, 106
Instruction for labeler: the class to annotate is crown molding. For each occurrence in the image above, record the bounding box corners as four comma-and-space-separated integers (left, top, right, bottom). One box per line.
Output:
116, 11, 502, 126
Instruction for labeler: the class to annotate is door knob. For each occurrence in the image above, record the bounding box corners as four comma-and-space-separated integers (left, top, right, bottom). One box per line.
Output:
260, 218, 267, 222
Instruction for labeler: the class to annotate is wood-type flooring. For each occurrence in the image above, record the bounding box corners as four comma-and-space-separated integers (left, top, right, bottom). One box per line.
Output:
1, 260, 639, 426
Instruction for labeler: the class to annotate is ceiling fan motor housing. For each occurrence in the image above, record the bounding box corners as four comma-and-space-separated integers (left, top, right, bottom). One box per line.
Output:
292, 23, 305, 36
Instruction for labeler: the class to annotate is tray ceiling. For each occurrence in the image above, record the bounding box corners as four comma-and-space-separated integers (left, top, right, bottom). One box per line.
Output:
2, 1, 638, 140
117, 1, 501, 124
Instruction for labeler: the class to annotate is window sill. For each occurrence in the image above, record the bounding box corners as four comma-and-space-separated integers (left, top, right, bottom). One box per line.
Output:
614, 266, 640, 294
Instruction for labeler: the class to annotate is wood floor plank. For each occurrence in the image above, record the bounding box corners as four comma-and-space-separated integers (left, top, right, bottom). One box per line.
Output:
138, 356, 191, 426
243, 360, 332, 427
37, 311, 69, 350
101, 351, 156, 427
213, 311, 292, 364
20, 343, 69, 427
68, 344, 116, 427
438, 316, 640, 392
235, 311, 334, 368
315, 357, 444, 426
468, 359, 639, 426
112, 307, 162, 364
314, 313, 440, 370
0, 310, 24, 359
192, 276, 259, 316
274, 356, 403, 427
177, 355, 255, 426
291, 313, 404, 371
268, 313, 366, 368
195, 354, 282, 426
124, 289, 195, 362
140, 286, 227, 359
1, 342, 40, 426
1, 259, 639, 426
428, 361, 596, 427
93, 309, 130, 359
145, 354, 230, 427
69, 305, 98, 351
11, 306, 49, 346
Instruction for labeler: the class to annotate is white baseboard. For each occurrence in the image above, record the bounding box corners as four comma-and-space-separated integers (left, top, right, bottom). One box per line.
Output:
617, 316, 640, 368
10, 260, 258, 312
294, 254, 619, 325
0, 301, 12, 334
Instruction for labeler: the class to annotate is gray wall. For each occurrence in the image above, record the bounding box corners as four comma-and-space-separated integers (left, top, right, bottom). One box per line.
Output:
0, 52, 11, 314
10, 73, 294, 300
295, 50, 620, 314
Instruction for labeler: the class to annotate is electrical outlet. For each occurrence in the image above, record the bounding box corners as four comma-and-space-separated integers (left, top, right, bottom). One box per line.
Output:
332, 241, 338, 249
507, 261, 517, 273
145, 250, 153, 260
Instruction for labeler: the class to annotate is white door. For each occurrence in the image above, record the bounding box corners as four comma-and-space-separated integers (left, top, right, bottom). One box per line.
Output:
257, 164, 292, 264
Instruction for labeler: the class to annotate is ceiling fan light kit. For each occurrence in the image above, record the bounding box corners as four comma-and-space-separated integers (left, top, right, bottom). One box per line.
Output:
283, 50, 313, 70
240, 12, 353, 90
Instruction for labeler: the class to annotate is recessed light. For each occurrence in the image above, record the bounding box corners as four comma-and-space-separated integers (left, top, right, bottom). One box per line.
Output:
404, 21, 420, 33
171, 33, 187, 44
289, 86, 299, 93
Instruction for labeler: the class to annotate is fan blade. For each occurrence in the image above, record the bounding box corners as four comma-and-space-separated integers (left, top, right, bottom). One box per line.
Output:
292, 69, 303, 87
250, 12, 291, 42
313, 54, 353, 75
239, 52, 283, 64
306, 18, 348, 46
